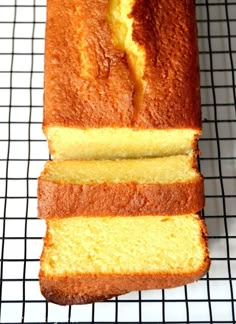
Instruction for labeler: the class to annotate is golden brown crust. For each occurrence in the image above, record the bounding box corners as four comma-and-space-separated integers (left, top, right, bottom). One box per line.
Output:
43, 0, 201, 130
40, 272, 208, 305
40, 275, 123, 305
131, 0, 201, 129
38, 177, 205, 218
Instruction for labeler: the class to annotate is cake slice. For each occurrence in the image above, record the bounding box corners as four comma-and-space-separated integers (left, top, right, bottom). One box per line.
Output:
44, 0, 201, 160
38, 155, 204, 218
39, 214, 210, 305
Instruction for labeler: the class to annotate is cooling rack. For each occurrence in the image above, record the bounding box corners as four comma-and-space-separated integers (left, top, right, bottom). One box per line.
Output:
0, 0, 236, 323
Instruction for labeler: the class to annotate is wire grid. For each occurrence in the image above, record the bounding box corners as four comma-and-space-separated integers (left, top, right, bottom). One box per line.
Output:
0, 0, 236, 323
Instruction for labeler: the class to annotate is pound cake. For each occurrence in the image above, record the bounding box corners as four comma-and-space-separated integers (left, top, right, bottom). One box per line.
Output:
39, 214, 210, 305
39, 0, 209, 306
38, 155, 204, 218
43, 0, 201, 160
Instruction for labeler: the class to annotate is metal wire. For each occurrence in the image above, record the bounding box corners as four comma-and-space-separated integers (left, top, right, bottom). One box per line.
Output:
0, 0, 236, 323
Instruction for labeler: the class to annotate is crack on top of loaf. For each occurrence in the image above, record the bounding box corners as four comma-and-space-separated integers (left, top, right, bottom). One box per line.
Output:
107, 0, 146, 115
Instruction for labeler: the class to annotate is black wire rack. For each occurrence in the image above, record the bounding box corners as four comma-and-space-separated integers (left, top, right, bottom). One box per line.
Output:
0, 0, 236, 323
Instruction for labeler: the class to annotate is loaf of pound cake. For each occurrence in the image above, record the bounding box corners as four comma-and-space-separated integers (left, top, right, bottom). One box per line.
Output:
38, 155, 204, 218
43, 0, 201, 160
40, 214, 210, 305
39, 0, 209, 306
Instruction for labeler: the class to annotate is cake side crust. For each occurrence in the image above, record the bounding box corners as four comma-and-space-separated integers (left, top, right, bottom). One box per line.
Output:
39, 264, 210, 305
38, 177, 205, 218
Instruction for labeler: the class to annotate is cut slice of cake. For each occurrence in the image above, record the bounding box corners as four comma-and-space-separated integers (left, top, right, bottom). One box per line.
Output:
38, 155, 204, 218
39, 214, 210, 305
44, 0, 201, 160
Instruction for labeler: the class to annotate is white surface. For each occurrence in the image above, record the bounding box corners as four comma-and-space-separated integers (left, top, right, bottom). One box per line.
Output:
0, 0, 236, 323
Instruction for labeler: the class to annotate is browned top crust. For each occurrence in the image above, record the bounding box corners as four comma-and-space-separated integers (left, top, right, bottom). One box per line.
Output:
44, 0, 201, 130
